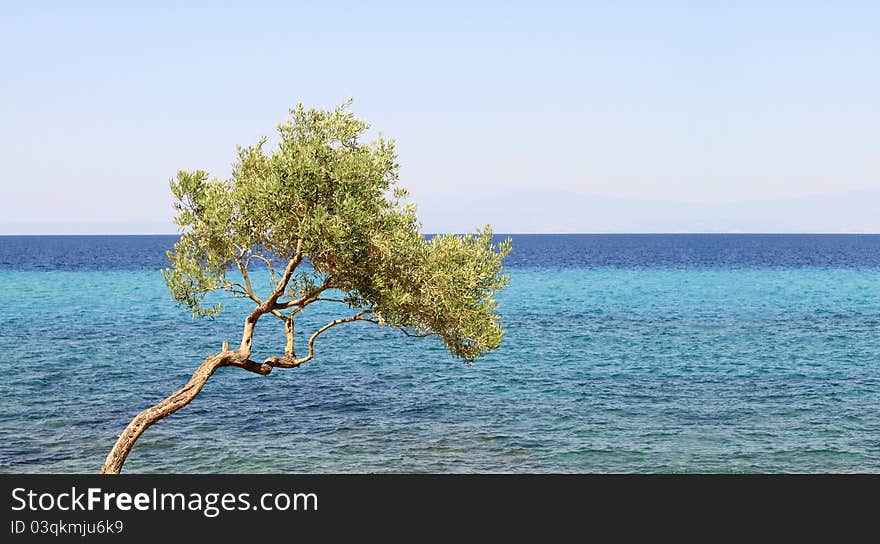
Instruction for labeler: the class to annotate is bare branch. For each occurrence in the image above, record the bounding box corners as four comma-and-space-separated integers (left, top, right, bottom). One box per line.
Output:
235, 259, 262, 305
284, 316, 295, 358
397, 327, 431, 338
246, 253, 279, 284
238, 239, 304, 356
262, 355, 302, 368
222, 281, 247, 292
275, 280, 332, 311
359, 317, 430, 338
219, 280, 249, 298
264, 239, 304, 308
101, 350, 271, 474
275, 310, 372, 368
227, 356, 273, 376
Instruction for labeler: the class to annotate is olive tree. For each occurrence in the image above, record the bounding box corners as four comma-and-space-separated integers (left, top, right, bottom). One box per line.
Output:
101, 101, 511, 474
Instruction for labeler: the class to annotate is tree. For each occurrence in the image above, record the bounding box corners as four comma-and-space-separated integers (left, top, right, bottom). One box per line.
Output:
100, 101, 511, 474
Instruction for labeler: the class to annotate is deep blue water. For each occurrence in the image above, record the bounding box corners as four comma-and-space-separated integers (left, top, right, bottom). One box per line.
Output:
1, 234, 878, 473
4, 234, 880, 270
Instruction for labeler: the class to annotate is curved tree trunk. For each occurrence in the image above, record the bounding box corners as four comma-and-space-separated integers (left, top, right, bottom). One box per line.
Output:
101, 351, 272, 475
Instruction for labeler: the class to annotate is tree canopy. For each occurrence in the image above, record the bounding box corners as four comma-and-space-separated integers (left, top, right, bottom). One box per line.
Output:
162, 101, 511, 363
101, 101, 511, 474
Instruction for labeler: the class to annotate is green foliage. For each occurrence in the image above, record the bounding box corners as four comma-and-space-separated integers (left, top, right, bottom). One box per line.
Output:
164, 101, 511, 362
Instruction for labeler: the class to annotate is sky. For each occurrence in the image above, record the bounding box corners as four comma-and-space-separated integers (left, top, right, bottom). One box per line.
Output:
1, 1, 878, 234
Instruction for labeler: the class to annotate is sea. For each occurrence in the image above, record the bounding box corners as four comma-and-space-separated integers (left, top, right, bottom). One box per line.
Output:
0, 234, 878, 473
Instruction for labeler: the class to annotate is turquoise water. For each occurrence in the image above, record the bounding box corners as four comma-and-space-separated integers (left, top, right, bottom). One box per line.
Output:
1, 235, 879, 472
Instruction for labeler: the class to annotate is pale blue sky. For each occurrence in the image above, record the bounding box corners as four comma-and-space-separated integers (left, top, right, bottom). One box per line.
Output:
1, 1, 878, 233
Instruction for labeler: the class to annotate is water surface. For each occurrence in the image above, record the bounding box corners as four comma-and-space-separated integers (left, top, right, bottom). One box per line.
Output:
1, 234, 878, 472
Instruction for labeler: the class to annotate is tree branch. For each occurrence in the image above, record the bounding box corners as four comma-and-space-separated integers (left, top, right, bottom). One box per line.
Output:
100, 350, 271, 474
264, 239, 304, 308
290, 310, 371, 366
284, 315, 295, 358
246, 253, 279, 284
219, 279, 249, 299
275, 281, 332, 311
238, 239, 304, 356
235, 258, 262, 305
358, 317, 431, 338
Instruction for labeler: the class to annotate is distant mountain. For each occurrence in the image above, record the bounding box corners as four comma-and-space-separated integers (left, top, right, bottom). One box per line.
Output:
3, 189, 878, 235
0, 219, 176, 235
416, 189, 880, 233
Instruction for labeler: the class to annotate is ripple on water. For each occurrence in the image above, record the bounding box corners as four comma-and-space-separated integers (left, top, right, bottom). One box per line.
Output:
2, 236, 880, 472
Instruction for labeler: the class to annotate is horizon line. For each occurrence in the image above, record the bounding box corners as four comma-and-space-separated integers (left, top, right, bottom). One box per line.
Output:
4, 232, 880, 237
